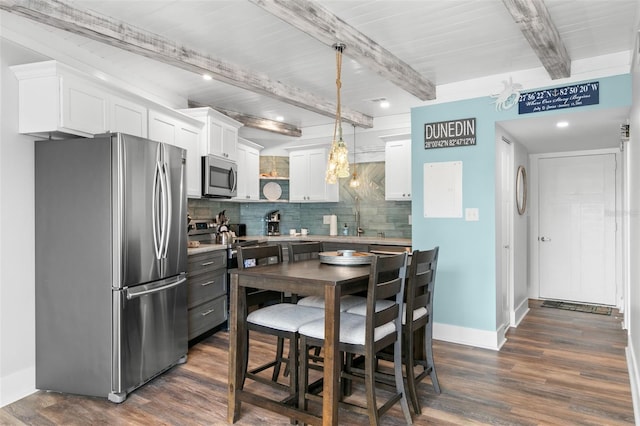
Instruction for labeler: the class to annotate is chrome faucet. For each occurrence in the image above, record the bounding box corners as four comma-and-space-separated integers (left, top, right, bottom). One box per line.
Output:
355, 196, 364, 237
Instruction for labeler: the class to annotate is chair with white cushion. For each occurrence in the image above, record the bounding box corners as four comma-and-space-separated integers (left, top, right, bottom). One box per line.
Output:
288, 241, 366, 312
346, 247, 441, 414
237, 244, 324, 394
298, 252, 413, 425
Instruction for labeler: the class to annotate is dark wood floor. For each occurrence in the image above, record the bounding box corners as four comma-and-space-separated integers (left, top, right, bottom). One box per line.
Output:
1, 300, 634, 425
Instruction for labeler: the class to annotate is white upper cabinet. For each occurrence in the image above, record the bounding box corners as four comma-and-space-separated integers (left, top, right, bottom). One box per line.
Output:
289, 146, 338, 202
180, 107, 242, 161
10, 61, 149, 138
234, 138, 262, 201
148, 109, 204, 198
385, 139, 412, 200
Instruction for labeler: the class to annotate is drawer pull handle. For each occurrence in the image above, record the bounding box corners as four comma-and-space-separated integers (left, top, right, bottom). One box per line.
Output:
201, 309, 215, 316
200, 261, 214, 266
201, 280, 215, 286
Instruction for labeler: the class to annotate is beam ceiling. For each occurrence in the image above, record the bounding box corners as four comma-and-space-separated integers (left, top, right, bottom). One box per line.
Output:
502, 0, 571, 79
0, 0, 374, 129
250, 0, 436, 101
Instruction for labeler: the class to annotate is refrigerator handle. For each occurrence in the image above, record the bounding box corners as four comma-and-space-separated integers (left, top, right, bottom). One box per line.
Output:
152, 161, 162, 260
126, 276, 187, 300
161, 160, 172, 259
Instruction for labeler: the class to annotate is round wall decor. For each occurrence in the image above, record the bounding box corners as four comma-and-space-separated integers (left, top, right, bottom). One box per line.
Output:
516, 165, 527, 215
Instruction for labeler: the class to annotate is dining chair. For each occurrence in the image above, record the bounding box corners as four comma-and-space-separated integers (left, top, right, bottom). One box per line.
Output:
237, 244, 324, 393
297, 252, 413, 425
288, 241, 367, 312
346, 247, 441, 414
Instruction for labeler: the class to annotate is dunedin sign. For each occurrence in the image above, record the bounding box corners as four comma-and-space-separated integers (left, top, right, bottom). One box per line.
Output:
424, 117, 476, 149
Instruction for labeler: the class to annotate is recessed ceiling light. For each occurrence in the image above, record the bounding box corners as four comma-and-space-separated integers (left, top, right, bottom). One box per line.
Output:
379, 100, 390, 109
276, 116, 284, 122
202, 74, 212, 81
556, 121, 569, 128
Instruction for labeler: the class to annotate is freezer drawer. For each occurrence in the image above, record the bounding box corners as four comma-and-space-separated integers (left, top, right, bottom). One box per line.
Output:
188, 296, 227, 341
111, 274, 188, 403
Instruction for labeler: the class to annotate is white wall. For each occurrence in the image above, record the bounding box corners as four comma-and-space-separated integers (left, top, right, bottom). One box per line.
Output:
0, 39, 45, 406
626, 62, 640, 424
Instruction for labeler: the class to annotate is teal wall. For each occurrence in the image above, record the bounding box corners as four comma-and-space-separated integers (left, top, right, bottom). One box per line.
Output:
411, 74, 632, 332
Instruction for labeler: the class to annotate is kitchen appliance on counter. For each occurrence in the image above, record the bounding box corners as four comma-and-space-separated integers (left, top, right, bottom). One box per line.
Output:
265, 210, 281, 236
35, 132, 188, 403
202, 155, 237, 198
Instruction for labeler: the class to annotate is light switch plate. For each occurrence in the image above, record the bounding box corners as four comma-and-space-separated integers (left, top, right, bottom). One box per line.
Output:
323, 215, 331, 224
465, 208, 479, 221
408, 214, 412, 225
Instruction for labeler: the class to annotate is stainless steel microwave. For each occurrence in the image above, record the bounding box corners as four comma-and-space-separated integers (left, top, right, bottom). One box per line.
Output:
201, 155, 237, 198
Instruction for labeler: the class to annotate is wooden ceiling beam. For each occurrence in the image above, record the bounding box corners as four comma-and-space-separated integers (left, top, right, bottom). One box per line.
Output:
188, 101, 302, 137
250, 0, 436, 101
502, 0, 571, 79
0, 0, 373, 128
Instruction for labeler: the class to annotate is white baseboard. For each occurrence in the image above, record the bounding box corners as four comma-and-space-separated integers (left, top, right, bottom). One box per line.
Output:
512, 299, 530, 327
433, 321, 501, 351
0, 366, 35, 408
626, 336, 640, 426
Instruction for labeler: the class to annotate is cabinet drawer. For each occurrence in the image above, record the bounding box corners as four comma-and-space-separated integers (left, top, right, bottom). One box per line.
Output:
188, 296, 227, 340
187, 268, 226, 308
188, 250, 227, 274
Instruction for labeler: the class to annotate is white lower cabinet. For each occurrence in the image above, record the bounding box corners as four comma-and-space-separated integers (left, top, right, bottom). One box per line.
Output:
385, 139, 412, 200
289, 147, 338, 202
235, 138, 262, 201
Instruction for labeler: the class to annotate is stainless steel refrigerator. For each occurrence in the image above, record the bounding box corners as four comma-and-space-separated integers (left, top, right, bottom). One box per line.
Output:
35, 132, 188, 403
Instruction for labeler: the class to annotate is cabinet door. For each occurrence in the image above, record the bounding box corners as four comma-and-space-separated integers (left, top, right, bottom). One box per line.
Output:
177, 124, 202, 198
60, 75, 108, 135
290, 148, 338, 202
385, 140, 412, 200
148, 109, 177, 145
222, 126, 238, 161
236, 143, 260, 200
110, 95, 147, 137
289, 151, 308, 201
306, 148, 331, 201
207, 119, 224, 157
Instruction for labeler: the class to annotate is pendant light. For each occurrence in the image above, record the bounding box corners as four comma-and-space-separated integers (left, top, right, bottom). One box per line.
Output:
326, 43, 350, 184
349, 124, 360, 188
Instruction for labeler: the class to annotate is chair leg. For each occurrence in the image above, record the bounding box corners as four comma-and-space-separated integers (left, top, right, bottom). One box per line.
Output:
363, 347, 380, 426
425, 324, 441, 394
394, 338, 413, 425
404, 329, 421, 414
272, 336, 285, 382
298, 335, 309, 414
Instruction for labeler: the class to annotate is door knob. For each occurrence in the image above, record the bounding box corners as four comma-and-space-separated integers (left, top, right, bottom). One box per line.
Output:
539, 236, 551, 242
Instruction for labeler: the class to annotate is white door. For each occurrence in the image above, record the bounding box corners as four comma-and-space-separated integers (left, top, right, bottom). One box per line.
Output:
499, 140, 512, 327
538, 154, 616, 305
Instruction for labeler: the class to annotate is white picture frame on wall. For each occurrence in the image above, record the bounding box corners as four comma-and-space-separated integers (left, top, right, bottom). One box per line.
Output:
423, 161, 463, 218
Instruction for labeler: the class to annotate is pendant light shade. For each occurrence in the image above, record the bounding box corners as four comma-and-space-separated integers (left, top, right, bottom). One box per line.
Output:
326, 43, 350, 184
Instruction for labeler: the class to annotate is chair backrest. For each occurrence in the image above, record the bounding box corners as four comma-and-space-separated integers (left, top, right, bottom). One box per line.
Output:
237, 244, 283, 270
366, 252, 408, 343
287, 241, 323, 262
405, 247, 439, 328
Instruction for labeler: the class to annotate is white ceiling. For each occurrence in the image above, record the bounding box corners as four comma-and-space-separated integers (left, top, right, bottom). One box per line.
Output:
1, 0, 638, 153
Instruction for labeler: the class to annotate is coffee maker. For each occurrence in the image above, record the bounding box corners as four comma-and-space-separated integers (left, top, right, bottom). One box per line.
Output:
265, 210, 280, 236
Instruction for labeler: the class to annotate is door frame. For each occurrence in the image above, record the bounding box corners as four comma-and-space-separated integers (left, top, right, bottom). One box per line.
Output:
528, 148, 624, 309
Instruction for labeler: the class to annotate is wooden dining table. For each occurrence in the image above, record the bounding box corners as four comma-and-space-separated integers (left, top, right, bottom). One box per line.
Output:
227, 258, 371, 426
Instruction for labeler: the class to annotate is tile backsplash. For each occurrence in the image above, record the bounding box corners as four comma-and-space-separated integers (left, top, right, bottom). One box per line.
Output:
188, 161, 410, 238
